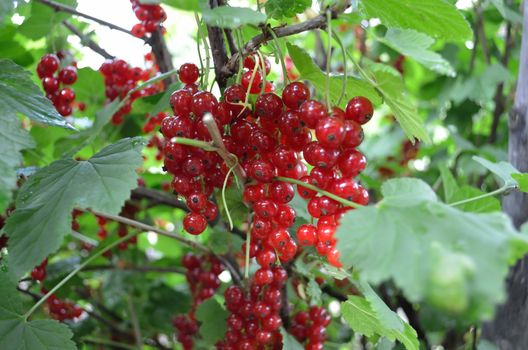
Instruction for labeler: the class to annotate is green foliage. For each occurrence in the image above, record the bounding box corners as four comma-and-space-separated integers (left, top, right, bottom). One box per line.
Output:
202, 6, 266, 28
0, 271, 76, 350
265, 0, 311, 20
0, 114, 35, 213
280, 327, 304, 350
342, 295, 418, 350
380, 29, 455, 77
0, 59, 70, 129
336, 178, 528, 323
359, 0, 472, 41
19, 0, 77, 40
0, 0, 14, 24
3, 138, 145, 279
473, 156, 524, 189
161, 0, 200, 11
286, 43, 381, 106
0, 25, 34, 66
195, 298, 228, 346
369, 66, 430, 142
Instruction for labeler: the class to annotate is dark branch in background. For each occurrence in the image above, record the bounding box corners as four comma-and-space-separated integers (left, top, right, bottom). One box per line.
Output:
206, 0, 230, 89
35, 0, 140, 39
148, 28, 176, 86
131, 186, 246, 238
475, 0, 491, 65
222, 12, 339, 79
224, 28, 238, 56
488, 0, 516, 144
83, 264, 186, 274
62, 20, 114, 59
482, 1, 528, 348
397, 296, 430, 349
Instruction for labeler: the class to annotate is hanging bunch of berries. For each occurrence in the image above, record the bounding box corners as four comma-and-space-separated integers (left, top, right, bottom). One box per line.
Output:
173, 253, 224, 350
99, 57, 161, 124
37, 53, 78, 117
130, 0, 167, 38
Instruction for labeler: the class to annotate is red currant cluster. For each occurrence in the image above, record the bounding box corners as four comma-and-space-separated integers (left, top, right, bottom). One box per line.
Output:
218, 267, 287, 349
46, 292, 83, 322
37, 53, 78, 116
289, 307, 331, 349
31, 258, 48, 282
173, 253, 223, 349
241, 55, 274, 93
161, 63, 231, 235
130, 0, 167, 38
99, 58, 161, 124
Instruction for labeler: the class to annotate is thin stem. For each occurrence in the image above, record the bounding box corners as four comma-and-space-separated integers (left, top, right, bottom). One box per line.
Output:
127, 297, 143, 350
62, 20, 114, 59
35, 0, 140, 39
256, 50, 267, 95
222, 164, 237, 230
194, 13, 205, 89
332, 32, 347, 106
243, 54, 260, 107
245, 225, 251, 280
24, 232, 137, 320
91, 211, 209, 253
202, 113, 247, 183
449, 185, 513, 207
325, 10, 332, 109
276, 176, 362, 209
82, 337, 137, 350
172, 136, 218, 151
83, 264, 186, 274
268, 28, 289, 85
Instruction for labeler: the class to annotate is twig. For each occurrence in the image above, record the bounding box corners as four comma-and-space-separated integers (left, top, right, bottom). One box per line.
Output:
224, 28, 238, 56
62, 20, 114, 59
91, 210, 243, 285
206, 0, 230, 89
203, 113, 247, 183
475, 1, 491, 65
149, 28, 176, 85
131, 187, 187, 211
35, 0, 139, 39
488, 5, 516, 144
222, 10, 344, 79
127, 297, 143, 349
83, 264, 186, 274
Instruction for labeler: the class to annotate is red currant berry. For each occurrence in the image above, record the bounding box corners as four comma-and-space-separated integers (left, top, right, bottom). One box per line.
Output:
183, 212, 207, 235
299, 100, 328, 129
179, 63, 200, 84
297, 224, 317, 246
345, 96, 373, 124
315, 116, 345, 148
282, 82, 310, 109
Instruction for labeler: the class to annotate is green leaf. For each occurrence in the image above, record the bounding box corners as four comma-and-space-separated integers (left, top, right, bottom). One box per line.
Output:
0, 25, 35, 67
380, 29, 455, 77
0, 59, 70, 129
306, 278, 322, 306
4, 137, 145, 279
370, 66, 430, 142
336, 178, 528, 322
512, 174, 528, 193
161, 0, 200, 11
73, 67, 106, 115
265, 0, 311, 20
280, 327, 304, 350
490, 0, 523, 23
381, 177, 437, 206
54, 99, 121, 158
439, 166, 459, 202
450, 186, 501, 213
359, 0, 472, 41
202, 6, 266, 28
195, 298, 228, 346
19, 0, 77, 40
473, 156, 520, 188
451, 64, 509, 105
209, 229, 244, 255
341, 295, 418, 350
286, 43, 381, 106
0, 271, 76, 350
0, 114, 35, 213
0, 1, 14, 24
